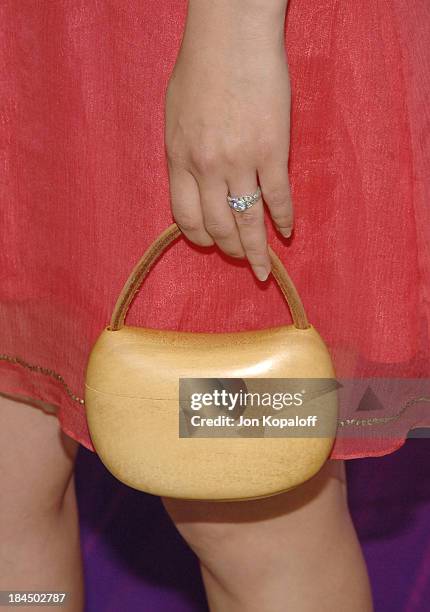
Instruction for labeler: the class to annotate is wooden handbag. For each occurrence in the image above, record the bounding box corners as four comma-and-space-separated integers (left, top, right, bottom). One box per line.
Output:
84, 223, 338, 501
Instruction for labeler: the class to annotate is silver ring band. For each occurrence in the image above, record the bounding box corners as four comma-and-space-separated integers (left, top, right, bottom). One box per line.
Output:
227, 186, 262, 212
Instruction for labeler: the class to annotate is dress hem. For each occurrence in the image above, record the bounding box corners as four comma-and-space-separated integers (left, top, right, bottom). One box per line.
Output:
0, 356, 428, 461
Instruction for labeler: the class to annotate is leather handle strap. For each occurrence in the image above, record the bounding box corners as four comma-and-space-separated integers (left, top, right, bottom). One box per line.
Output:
109, 223, 310, 331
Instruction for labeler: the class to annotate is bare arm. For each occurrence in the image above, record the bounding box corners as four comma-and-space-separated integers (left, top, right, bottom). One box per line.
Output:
165, 0, 292, 281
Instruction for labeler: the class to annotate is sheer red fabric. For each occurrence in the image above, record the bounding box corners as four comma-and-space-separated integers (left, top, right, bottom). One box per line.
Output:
1, 1, 429, 459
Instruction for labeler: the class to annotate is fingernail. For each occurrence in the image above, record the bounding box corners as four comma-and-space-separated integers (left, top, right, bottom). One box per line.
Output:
253, 266, 270, 282
279, 227, 292, 238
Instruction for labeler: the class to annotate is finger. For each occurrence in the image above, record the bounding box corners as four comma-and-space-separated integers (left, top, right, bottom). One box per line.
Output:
227, 175, 271, 281
198, 177, 245, 258
168, 165, 214, 246
257, 161, 294, 238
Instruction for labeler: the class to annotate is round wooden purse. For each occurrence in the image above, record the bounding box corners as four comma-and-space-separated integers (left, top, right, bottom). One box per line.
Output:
84, 223, 338, 501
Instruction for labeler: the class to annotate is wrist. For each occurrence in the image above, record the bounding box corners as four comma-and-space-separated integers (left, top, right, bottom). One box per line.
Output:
184, 0, 288, 47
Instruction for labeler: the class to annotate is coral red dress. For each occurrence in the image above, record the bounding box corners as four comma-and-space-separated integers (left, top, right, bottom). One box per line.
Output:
1, 1, 429, 460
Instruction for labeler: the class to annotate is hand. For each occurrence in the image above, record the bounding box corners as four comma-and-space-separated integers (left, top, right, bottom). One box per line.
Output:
164, 5, 293, 281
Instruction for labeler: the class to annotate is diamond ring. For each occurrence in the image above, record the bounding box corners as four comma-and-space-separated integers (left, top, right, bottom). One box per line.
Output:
227, 186, 262, 212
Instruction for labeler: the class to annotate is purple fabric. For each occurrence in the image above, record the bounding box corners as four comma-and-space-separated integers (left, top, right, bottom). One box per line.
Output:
75, 440, 430, 611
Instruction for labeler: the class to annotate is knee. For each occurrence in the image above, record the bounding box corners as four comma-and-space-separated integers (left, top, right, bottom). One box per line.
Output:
1, 476, 78, 536
0, 396, 79, 521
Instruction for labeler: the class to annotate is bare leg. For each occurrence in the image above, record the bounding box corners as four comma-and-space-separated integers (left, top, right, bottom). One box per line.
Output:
162, 460, 372, 612
0, 393, 84, 612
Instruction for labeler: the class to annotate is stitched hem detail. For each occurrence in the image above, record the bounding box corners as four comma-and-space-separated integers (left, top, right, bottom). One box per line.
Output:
1, 352, 430, 430
0, 353, 84, 404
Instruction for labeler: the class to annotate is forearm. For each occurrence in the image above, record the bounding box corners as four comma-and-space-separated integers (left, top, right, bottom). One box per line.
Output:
184, 0, 289, 50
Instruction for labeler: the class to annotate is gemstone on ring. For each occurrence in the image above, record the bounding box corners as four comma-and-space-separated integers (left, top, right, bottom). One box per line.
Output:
227, 186, 262, 212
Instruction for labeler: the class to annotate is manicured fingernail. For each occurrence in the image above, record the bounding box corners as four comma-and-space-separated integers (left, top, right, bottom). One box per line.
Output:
279, 227, 292, 238
253, 266, 270, 281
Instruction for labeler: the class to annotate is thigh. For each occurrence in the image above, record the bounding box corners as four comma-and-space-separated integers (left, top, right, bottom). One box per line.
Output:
162, 459, 347, 530
0, 392, 79, 517
162, 460, 371, 612
161, 459, 352, 568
